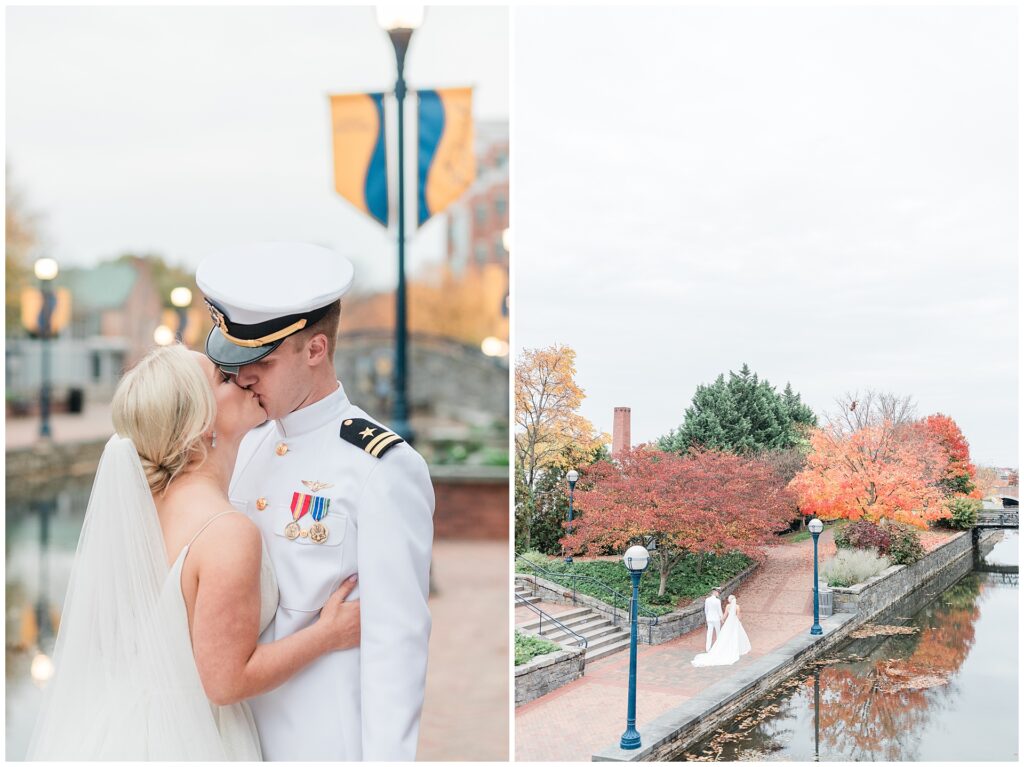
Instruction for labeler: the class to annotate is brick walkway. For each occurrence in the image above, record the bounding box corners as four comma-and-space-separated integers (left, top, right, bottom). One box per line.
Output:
419, 539, 509, 761
515, 528, 956, 761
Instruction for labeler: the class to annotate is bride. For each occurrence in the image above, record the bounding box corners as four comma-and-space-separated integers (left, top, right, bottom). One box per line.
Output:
27, 345, 361, 760
691, 594, 751, 667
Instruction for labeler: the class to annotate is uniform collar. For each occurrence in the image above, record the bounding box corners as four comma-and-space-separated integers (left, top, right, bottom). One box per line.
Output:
276, 381, 350, 438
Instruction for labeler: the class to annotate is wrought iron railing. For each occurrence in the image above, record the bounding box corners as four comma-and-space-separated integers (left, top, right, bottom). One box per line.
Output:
514, 594, 588, 651
514, 554, 661, 627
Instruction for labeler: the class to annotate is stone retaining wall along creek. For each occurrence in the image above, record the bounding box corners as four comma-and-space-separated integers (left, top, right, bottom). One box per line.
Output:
830, 530, 973, 618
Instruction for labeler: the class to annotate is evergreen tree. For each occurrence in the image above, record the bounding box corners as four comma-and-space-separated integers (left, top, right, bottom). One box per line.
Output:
658, 364, 817, 455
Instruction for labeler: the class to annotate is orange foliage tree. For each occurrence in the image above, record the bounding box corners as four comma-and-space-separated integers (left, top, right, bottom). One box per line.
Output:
567, 447, 795, 596
789, 392, 950, 528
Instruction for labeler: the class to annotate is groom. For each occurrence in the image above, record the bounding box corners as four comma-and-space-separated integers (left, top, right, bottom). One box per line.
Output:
196, 242, 434, 761
704, 587, 723, 651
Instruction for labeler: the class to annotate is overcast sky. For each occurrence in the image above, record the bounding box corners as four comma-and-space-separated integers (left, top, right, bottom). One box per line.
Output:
6, 5, 508, 289
514, 6, 1018, 467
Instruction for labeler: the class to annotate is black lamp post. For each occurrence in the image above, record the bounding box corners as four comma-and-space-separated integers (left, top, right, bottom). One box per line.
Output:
565, 469, 579, 563
809, 517, 824, 635
378, 6, 424, 445
34, 257, 59, 439
620, 544, 650, 751
170, 286, 193, 344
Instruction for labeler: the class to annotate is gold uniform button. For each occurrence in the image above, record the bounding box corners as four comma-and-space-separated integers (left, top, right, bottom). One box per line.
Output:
256, 497, 268, 511
344, 419, 353, 426
276, 442, 289, 456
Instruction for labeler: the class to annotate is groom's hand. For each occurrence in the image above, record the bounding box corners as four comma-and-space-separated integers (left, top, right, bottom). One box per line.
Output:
317, 575, 361, 651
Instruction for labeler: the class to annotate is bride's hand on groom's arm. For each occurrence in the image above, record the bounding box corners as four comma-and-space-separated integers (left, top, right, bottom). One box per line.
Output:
315, 575, 361, 651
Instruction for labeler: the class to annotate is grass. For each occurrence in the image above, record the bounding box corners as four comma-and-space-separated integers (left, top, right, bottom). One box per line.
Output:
516, 550, 752, 616
515, 630, 562, 666
782, 519, 849, 544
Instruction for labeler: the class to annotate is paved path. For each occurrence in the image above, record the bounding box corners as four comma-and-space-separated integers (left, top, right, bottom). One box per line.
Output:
515, 527, 956, 761
515, 533, 836, 762
419, 539, 509, 761
6, 404, 114, 451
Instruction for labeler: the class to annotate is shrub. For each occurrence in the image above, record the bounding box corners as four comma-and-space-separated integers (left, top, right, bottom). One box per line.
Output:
835, 520, 892, 555
518, 550, 554, 569
886, 521, 925, 565
942, 497, 980, 530
823, 548, 891, 587
514, 631, 561, 666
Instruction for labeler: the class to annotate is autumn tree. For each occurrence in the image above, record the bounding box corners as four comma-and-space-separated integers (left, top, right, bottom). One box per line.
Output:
790, 392, 949, 528
6, 170, 40, 336
917, 413, 979, 498
514, 344, 607, 550
658, 364, 816, 455
566, 447, 795, 596
972, 466, 999, 499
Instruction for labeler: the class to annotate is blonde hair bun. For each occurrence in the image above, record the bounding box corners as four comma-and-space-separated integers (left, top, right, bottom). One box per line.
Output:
111, 345, 215, 495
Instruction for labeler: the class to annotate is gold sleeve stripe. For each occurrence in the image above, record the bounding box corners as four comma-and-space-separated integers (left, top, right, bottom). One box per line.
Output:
364, 431, 397, 453
369, 434, 403, 457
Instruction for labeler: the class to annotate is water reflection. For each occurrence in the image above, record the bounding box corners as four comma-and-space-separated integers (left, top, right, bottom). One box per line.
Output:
683, 531, 1018, 762
5, 480, 91, 759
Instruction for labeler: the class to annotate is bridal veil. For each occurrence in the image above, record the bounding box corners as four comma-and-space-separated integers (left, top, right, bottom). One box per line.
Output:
26, 435, 231, 759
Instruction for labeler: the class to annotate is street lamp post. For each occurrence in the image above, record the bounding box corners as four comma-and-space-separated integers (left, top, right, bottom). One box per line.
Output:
809, 517, 824, 635
378, 6, 424, 445
170, 286, 193, 344
565, 469, 579, 563
34, 258, 59, 439
620, 544, 650, 751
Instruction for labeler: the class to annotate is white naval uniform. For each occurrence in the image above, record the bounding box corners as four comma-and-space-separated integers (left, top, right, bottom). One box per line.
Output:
229, 382, 434, 761
704, 595, 723, 651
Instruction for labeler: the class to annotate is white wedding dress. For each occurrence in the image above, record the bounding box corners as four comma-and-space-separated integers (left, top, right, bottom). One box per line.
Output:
691, 605, 751, 667
27, 436, 279, 761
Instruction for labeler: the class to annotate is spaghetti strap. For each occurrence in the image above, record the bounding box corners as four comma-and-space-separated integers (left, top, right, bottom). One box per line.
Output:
186, 510, 240, 548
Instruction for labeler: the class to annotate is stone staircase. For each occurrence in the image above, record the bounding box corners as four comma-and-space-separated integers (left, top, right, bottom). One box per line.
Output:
515, 588, 632, 662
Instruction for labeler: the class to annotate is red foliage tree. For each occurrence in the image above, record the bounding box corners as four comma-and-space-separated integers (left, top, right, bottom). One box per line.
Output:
565, 447, 795, 596
917, 414, 980, 499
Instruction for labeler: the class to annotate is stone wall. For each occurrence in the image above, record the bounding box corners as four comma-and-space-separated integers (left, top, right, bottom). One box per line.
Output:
646, 562, 758, 644
515, 644, 586, 707
830, 531, 972, 617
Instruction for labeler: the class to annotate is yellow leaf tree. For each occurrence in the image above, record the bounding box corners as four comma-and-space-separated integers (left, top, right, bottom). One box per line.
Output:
515, 344, 607, 549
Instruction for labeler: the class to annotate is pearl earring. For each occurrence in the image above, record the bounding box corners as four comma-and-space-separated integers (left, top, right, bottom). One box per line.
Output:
211, 431, 217, 448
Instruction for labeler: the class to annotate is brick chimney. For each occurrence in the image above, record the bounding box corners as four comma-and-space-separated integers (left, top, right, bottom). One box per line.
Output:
612, 407, 631, 458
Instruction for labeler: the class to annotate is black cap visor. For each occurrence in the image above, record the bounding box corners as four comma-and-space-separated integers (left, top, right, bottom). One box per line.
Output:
205, 326, 283, 375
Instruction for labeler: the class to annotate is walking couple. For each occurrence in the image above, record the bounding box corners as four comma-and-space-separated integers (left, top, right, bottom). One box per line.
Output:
691, 587, 751, 667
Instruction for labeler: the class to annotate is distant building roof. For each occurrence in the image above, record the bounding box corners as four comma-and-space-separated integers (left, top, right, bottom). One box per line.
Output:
57, 263, 138, 310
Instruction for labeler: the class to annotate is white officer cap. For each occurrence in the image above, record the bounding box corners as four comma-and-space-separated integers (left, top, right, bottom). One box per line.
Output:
196, 242, 355, 373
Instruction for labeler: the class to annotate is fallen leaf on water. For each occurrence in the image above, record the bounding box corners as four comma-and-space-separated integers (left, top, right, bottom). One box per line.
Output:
849, 623, 920, 639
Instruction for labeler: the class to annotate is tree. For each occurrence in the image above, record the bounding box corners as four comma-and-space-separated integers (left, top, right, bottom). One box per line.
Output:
790, 394, 950, 529
514, 345, 607, 551
658, 364, 816, 455
973, 466, 999, 499
516, 442, 609, 556
917, 414, 979, 499
567, 447, 795, 596
6, 171, 40, 336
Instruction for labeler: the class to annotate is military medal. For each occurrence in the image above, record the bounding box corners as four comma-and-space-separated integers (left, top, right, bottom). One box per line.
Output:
309, 494, 331, 544
287, 492, 312, 539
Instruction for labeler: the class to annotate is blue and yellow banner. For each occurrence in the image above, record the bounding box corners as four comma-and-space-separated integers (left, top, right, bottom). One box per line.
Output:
417, 87, 475, 226
330, 92, 388, 226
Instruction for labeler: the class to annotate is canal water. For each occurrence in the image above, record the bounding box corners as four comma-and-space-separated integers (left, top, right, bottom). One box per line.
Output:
679, 530, 1019, 762
5, 478, 93, 760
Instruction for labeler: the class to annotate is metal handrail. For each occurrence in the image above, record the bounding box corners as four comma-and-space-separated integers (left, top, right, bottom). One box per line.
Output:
514, 554, 661, 625
515, 594, 588, 651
